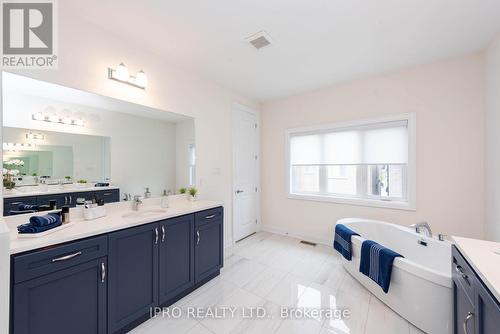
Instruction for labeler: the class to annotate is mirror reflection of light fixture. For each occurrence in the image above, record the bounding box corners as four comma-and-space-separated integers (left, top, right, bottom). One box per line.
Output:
31, 112, 85, 127
108, 62, 147, 89
26, 132, 45, 140
3, 142, 36, 152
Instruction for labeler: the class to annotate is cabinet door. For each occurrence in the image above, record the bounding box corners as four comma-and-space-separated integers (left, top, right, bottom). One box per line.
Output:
108, 223, 159, 333
454, 278, 475, 334
194, 220, 223, 283
476, 281, 500, 334
158, 215, 194, 304
13, 257, 107, 334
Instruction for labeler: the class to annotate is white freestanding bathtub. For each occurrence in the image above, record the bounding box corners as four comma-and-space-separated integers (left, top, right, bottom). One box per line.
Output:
336, 218, 452, 334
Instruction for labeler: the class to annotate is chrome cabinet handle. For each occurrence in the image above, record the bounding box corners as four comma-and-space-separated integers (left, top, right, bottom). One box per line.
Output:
197, 231, 200, 245
155, 227, 159, 244
205, 214, 216, 219
463, 312, 473, 334
161, 226, 166, 242
52, 251, 82, 263
455, 265, 469, 282
101, 262, 106, 283
64, 196, 68, 205
69, 196, 72, 204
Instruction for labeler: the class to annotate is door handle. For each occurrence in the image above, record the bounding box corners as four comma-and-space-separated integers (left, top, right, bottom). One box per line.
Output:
235, 190, 244, 194
51, 251, 82, 263
161, 226, 166, 242
101, 262, 106, 283
197, 231, 200, 245
463, 312, 473, 334
155, 227, 159, 244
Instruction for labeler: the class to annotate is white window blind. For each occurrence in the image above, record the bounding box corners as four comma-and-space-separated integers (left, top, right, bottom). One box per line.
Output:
287, 117, 414, 210
290, 120, 408, 165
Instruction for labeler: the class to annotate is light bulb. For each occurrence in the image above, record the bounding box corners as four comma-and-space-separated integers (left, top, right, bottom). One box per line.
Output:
49, 114, 60, 123
75, 119, 84, 127
115, 62, 129, 81
33, 112, 44, 121
135, 70, 147, 88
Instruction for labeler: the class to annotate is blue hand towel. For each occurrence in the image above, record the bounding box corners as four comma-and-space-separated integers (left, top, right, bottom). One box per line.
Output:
359, 240, 403, 293
29, 213, 60, 227
17, 203, 39, 211
17, 213, 61, 234
333, 224, 360, 261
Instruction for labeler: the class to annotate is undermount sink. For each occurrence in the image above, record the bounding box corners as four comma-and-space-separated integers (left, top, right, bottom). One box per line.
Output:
122, 209, 167, 219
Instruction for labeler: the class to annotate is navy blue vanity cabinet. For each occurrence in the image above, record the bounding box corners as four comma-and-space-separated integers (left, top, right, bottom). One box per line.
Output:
453, 245, 500, 334
108, 223, 159, 333
11, 236, 108, 334
194, 207, 223, 284
3, 196, 38, 215
158, 215, 195, 304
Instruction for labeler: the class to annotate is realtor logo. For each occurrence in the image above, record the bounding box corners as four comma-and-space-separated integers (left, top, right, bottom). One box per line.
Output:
1, 0, 58, 68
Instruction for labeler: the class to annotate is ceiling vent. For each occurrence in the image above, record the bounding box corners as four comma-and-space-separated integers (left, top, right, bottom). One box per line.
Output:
247, 31, 272, 50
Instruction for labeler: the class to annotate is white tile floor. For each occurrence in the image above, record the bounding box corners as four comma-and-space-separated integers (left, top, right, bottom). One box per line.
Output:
130, 232, 427, 334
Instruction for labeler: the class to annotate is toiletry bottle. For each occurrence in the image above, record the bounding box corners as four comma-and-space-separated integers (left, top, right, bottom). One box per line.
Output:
61, 206, 70, 224
161, 189, 169, 208
145, 187, 151, 199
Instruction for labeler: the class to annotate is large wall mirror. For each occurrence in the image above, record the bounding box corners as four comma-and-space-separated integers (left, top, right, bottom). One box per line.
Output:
1, 72, 195, 215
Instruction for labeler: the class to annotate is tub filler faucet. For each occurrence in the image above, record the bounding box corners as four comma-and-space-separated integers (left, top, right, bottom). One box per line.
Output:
410, 221, 433, 238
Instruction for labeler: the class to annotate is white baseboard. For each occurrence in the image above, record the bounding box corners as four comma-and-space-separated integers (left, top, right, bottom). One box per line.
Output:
260, 224, 332, 247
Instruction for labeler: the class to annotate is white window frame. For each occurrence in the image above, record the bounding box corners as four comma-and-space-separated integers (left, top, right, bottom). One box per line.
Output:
285, 113, 416, 211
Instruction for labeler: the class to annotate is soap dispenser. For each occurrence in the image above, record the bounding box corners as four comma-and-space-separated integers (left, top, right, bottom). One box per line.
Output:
161, 189, 169, 208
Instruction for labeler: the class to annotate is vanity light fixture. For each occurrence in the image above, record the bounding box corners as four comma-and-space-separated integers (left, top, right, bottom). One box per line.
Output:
31, 113, 85, 127
108, 62, 147, 89
26, 132, 45, 140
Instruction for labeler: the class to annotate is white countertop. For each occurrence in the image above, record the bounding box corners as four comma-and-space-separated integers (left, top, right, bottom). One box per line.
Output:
452, 236, 500, 301
3, 197, 222, 254
3, 185, 119, 198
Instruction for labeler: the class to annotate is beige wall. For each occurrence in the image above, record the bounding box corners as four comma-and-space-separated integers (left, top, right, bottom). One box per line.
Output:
0, 7, 260, 246
261, 53, 485, 244
485, 33, 500, 242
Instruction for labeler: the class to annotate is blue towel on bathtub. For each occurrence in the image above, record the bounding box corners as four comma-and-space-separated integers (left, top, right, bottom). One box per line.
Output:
359, 240, 403, 293
333, 224, 360, 261
17, 213, 61, 234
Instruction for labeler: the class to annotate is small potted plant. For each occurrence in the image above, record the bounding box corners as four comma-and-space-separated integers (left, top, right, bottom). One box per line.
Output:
179, 187, 187, 194
64, 176, 72, 183
188, 187, 198, 201
76, 179, 88, 188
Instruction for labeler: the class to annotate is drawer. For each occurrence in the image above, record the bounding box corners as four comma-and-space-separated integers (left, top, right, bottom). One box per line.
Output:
195, 207, 223, 226
452, 246, 476, 304
94, 189, 120, 204
13, 235, 107, 283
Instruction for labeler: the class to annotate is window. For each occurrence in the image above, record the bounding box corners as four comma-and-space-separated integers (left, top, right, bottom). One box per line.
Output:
188, 144, 196, 186
287, 115, 415, 210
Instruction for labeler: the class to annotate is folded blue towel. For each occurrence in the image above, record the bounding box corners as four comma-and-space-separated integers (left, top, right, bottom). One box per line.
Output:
18, 203, 39, 211
333, 224, 360, 261
17, 213, 62, 234
359, 240, 403, 293
29, 213, 60, 227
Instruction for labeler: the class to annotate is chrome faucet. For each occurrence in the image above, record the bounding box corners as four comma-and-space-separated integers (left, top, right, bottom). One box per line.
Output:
132, 195, 143, 211
410, 221, 433, 238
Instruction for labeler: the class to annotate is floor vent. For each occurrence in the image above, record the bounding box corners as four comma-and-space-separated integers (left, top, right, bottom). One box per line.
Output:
300, 240, 317, 247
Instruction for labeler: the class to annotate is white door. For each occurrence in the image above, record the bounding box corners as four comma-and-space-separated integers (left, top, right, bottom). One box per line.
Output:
233, 105, 258, 242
